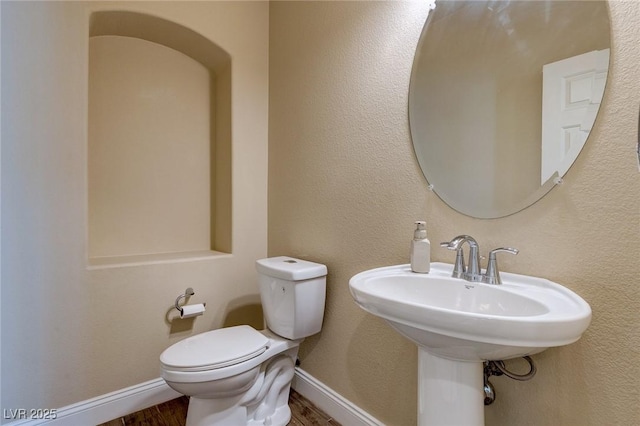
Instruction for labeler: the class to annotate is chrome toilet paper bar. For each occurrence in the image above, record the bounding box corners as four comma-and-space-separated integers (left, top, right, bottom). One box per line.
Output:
174, 287, 206, 315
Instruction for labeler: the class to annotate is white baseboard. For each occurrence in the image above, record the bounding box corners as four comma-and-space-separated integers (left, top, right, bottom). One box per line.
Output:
6, 369, 382, 426
5, 378, 181, 426
291, 367, 384, 426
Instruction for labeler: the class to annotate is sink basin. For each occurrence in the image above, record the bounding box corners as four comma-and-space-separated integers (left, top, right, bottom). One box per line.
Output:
349, 262, 591, 361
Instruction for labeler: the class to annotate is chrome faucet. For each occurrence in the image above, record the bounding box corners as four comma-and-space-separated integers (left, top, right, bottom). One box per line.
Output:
441, 236, 518, 284
441, 235, 482, 282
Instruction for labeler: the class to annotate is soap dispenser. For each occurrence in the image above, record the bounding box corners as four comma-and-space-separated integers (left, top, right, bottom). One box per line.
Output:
411, 221, 431, 273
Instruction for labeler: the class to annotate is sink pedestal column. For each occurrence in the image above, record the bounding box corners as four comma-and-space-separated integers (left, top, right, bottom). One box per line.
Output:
418, 348, 484, 426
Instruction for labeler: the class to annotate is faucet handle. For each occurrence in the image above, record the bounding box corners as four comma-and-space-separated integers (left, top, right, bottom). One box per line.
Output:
489, 247, 519, 256
440, 241, 466, 278
483, 247, 519, 285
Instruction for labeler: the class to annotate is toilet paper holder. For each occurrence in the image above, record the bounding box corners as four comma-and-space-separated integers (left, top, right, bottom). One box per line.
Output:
174, 287, 206, 314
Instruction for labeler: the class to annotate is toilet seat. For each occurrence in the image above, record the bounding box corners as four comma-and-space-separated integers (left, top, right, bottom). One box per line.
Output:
160, 325, 269, 373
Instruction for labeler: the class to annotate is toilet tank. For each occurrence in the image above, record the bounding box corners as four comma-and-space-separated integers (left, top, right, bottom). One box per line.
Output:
256, 256, 327, 340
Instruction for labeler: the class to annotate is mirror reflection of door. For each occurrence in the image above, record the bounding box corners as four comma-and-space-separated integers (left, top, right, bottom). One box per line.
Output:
409, 0, 611, 218
541, 49, 609, 184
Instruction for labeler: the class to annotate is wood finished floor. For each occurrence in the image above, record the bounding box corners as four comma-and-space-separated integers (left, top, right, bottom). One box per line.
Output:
98, 390, 340, 426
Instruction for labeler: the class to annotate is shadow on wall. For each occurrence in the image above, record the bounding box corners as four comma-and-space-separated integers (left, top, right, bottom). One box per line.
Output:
222, 295, 264, 329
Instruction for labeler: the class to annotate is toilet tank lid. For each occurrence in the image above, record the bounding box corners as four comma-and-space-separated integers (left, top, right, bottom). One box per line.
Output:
256, 256, 327, 281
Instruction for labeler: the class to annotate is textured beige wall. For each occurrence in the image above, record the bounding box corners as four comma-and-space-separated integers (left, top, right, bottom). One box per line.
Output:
269, 1, 639, 425
1, 0, 268, 413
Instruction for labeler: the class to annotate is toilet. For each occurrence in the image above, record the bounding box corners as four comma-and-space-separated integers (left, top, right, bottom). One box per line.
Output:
160, 256, 327, 426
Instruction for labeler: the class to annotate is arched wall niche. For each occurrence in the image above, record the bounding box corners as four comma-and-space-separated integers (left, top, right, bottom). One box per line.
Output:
89, 10, 231, 71
88, 11, 232, 267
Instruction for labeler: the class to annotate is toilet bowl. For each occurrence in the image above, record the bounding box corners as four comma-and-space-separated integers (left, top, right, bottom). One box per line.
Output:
160, 257, 327, 426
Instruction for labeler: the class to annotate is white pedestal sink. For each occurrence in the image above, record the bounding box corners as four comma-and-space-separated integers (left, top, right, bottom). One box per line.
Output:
349, 263, 591, 426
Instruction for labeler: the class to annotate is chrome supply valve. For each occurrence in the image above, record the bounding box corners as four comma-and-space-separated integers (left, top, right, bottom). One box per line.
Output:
483, 247, 519, 284
483, 356, 536, 405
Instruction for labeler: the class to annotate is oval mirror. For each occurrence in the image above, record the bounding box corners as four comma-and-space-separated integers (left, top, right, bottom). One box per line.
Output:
409, 0, 610, 218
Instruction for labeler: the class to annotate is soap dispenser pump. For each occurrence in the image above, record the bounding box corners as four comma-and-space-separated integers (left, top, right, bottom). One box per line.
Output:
411, 221, 431, 273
